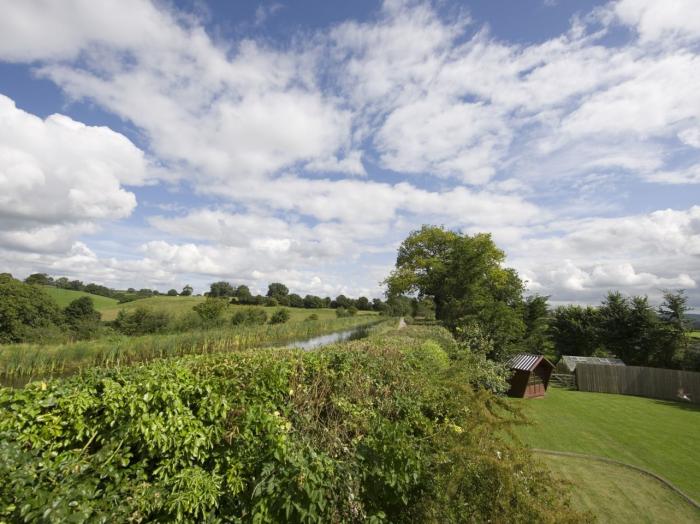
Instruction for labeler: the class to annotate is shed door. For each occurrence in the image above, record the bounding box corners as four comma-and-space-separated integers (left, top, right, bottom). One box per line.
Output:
527, 373, 544, 396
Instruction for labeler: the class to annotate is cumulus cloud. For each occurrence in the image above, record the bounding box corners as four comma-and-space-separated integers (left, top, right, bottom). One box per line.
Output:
1, 0, 699, 304
0, 94, 150, 253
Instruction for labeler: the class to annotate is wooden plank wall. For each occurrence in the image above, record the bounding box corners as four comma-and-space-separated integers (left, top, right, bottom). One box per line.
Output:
576, 364, 700, 404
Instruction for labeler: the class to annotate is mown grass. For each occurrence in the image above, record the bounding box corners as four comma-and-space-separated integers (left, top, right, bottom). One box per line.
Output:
541, 454, 700, 523
99, 295, 377, 322
0, 316, 385, 386
42, 286, 119, 309
690, 330, 700, 339
513, 387, 700, 501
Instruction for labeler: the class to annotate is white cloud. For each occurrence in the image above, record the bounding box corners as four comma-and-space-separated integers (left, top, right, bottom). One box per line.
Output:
0, 94, 150, 253
1, 0, 699, 305
610, 0, 700, 44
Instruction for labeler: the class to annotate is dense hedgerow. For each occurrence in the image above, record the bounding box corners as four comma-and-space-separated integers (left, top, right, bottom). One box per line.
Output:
0, 326, 581, 523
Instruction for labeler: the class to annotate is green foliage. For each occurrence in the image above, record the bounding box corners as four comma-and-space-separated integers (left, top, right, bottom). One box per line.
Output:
521, 294, 551, 354
24, 273, 52, 286
550, 304, 600, 357
0, 327, 581, 522
0, 273, 64, 343
267, 282, 289, 299
269, 308, 291, 324
114, 307, 170, 336
231, 307, 268, 326
305, 313, 319, 321
193, 297, 228, 323
167, 288, 178, 296
64, 297, 102, 340
208, 281, 235, 297
180, 284, 193, 296
385, 226, 525, 356
335, 306, 358, 318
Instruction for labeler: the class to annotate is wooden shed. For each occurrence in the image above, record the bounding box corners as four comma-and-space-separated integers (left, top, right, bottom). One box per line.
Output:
506, 354, 554, 398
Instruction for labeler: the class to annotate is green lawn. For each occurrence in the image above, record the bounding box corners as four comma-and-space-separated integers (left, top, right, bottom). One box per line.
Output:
42, 286, 119, 310
690, 331, 700, 339
513, 387, 700, 501
541, 454, 700, 523
99, 295, 378, 322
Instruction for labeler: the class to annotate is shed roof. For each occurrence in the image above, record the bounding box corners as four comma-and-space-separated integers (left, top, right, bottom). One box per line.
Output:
507, 353, 554, 372
559, 355, 625, 372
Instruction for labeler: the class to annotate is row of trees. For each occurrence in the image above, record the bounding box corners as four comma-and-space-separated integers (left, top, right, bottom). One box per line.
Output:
384, 226, 698, 371
549, 290, 696, 369
206, 281, 385, 311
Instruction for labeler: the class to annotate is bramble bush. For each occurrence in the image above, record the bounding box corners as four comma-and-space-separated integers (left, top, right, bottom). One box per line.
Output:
0, 325, 581, 522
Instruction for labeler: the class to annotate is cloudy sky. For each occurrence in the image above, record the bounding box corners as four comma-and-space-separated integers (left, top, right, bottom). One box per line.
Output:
0, 0, 699, 306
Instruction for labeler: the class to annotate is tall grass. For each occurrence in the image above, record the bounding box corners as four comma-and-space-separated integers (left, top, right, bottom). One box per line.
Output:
0, 316, 386, 386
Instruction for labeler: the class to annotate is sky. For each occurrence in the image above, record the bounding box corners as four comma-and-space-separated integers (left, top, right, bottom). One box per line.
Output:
0, 0, 699, 308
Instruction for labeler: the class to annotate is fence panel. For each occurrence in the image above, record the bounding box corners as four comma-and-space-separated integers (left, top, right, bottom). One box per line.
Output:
576, 364, 700, 404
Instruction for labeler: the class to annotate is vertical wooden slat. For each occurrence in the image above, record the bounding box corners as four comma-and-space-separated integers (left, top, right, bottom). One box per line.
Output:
576, 364, 700, 403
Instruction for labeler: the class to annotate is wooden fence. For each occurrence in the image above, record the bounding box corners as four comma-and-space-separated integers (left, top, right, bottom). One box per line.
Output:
576, 363, 700, 404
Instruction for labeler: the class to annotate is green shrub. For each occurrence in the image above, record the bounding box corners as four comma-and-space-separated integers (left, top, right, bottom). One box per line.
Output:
231, 307, 268, 326
305, 313, 319, 321
0, 273, 64, 343
269, 308, 290, 324
113, 307, 170, 336
193, 297, 228, 323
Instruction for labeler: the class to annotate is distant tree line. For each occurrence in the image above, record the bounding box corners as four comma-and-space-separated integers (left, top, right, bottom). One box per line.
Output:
205, 280, 388, 313
548, 290, 698, 370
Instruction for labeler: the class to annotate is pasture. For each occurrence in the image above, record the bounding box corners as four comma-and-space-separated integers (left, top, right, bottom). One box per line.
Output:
98, 295, 376, 322
513, 387, 700, 503
42, 286, 119, 310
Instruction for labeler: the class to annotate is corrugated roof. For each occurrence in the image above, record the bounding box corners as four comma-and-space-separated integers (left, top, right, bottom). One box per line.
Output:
559, 355, 626, 372
507, 353, 553, 372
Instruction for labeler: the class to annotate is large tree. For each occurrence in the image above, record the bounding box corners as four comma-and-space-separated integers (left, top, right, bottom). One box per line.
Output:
209, 281, 235, 297
385, 226, 525, 357
266, 283, 289, 299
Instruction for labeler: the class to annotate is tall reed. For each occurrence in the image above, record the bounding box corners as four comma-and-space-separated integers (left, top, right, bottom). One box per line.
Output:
0, 317, 387, 386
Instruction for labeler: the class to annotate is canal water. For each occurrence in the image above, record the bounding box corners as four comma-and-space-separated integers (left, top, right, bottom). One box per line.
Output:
285, 326, 369, 350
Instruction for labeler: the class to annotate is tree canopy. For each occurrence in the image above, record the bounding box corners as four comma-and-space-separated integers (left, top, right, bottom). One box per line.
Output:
385, 226, 525, 357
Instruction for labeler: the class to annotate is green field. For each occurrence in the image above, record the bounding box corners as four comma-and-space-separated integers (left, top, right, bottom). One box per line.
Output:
513, 387, 700, 502
690, 330, 700, 339
541, 454, 700, 523
99, 295, 376, 322
42, 286, 119, 310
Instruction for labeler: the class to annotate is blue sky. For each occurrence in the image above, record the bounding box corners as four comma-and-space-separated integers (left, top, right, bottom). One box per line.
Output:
0, 0, 699, 308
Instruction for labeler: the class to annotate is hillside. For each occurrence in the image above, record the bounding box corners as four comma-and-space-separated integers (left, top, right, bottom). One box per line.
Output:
99, 295, 378, 322
42, 286, 119, 310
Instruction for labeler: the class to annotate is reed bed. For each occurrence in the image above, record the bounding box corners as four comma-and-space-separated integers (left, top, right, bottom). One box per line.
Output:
0, 316, 386, 386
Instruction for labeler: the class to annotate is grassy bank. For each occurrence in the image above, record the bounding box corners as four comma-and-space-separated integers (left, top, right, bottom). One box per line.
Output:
0, 325, 579, 522
513, 387, 700, 501
42, 286, 119, 309
0, 316, 384, 386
